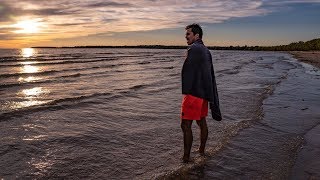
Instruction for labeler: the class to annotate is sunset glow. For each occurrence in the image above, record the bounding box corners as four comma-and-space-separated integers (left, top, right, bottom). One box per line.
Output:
0, 0, 319, 48
13, 20, 41, 34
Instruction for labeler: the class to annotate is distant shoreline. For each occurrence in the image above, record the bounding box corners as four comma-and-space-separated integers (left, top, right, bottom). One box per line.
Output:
31, 45, 188, 49
31, 37, 320, 51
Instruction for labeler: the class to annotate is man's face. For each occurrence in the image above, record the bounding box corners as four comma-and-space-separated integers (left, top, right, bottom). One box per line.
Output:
185, 28, 198, 45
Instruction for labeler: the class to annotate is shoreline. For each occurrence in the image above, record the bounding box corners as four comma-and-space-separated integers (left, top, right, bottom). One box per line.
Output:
289, 51, 320, 69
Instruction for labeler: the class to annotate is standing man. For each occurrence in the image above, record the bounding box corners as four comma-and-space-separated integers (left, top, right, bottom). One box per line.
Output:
181, 24, 221, 163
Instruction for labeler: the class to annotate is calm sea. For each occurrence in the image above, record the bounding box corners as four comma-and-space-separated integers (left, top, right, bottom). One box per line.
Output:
0, 48, 319, 179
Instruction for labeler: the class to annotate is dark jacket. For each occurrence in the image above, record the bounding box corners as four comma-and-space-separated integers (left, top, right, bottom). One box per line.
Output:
181, 39, 222, 121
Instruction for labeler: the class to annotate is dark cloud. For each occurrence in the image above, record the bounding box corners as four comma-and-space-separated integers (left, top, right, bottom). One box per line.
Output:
102, 17, 118, 23
0, 2, 19, 22
25, 8, 81, 16
53, 22, 88, 26
0, 2, 81, 23
0, 35, 16, 40
0, 27, 29, 40
0, 27, 18, 32
86, 2, 133, 8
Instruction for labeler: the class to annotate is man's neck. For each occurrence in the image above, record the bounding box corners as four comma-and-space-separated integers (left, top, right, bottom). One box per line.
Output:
194, 39, 203, 44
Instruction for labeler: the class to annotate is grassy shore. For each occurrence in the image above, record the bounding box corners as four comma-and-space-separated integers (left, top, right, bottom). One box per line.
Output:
289, 51, 320, 68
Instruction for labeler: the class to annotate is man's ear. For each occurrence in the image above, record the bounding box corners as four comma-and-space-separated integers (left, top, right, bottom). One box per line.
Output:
195, 34, 199, 39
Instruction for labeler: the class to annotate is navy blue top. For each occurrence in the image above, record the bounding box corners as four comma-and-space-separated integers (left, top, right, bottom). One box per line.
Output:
181, 39, 222, 121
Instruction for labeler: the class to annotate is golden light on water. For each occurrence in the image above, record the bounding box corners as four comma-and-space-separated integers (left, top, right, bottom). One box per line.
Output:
23, 135, 48, 141
15, 100, 48, 108
7, 87, 51, 109
21, 48, 35, 58
21, 61, 38, 65
22, 87, 44, 97
18, 76, 41, 82
20, 48, 41, 75
22, 65, 39, 73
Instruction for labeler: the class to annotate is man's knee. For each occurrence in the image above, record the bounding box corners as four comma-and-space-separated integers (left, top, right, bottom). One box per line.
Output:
196, 118, 207, 127
181, 120, 192, 131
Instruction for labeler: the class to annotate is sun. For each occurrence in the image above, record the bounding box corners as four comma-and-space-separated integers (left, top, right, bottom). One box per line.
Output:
13, 19, 41, 34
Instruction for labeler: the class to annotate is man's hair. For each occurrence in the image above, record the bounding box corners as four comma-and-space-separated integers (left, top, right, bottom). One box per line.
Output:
185, 23, 203, 39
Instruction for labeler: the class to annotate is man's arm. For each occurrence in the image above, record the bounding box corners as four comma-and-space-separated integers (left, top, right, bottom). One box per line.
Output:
182, 47, 197, 94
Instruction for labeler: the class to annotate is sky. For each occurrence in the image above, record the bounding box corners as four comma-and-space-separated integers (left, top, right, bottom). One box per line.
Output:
0, 0, 320, 48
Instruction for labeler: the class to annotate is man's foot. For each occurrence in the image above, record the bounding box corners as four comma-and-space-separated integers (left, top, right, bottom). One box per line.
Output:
197, 149, 205, 156
182, 155, 190, 163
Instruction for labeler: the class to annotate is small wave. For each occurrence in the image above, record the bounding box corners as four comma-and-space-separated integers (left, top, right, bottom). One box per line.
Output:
158, 59, 175, 62
0, 58, 118, 67
162, 66, 174, 70
138, 61, 151, 65
96, 52, 117, 55
0, 56, 79, 63
0, 92, 114, 120
0, 72, 89, 89
216, 69, 240, 76
0, 70, 61, 78
257, 64, 274, 69
0, 63, 121, 79
129, 84, 145, 90
168, 72, 180, 77
146, 66, 175, 71
112, 55, 154, 59
146, 86, 176, 93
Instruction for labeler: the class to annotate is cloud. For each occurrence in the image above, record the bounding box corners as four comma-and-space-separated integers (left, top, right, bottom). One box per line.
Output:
0, 0, 267, 31
85, 2, 133, 8
1, 0, 320, 47
263, 0, 320, 6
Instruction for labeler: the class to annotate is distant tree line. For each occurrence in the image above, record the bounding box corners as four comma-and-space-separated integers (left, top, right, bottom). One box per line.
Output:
33, 38, 320, 51
207, 38, 320, 51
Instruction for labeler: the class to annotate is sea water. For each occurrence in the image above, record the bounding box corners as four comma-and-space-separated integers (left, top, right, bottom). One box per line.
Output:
0, 48, 319, 179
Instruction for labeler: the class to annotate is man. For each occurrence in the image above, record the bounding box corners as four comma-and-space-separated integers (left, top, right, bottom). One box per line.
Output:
181, 23, 221, 163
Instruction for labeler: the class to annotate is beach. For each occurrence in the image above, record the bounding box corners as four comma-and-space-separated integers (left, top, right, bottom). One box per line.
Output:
288, 51, 320, 179
289, 51, 320, 68
169, 51, 320, 179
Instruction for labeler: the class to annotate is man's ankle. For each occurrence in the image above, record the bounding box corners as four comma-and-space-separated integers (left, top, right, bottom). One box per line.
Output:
182, 154, 190, 163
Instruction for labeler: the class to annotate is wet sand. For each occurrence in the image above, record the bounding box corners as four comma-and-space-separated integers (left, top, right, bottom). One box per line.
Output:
289, 51, 320, 69
290, 125, 320, 179
288, 51, 320, 179
177, 52, 320, 179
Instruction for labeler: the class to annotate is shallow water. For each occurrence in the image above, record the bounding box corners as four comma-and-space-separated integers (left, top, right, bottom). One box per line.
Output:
0, 48, 319, 179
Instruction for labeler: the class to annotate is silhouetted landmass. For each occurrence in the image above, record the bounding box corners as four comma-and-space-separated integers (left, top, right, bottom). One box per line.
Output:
32, 38, 320, 51
32, 45, 188, 49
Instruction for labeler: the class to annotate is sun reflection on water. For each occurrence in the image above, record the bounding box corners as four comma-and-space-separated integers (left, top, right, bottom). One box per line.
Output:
23, 135, 48, 141
9, 87, 51, 109
21, 61, 38, 65
22, 87, 44, 97
14, 100, 48, 108
21, 48, 36, 58
28, 156, 53, 176
18, 76, 41, 82
21, 65, 39, 73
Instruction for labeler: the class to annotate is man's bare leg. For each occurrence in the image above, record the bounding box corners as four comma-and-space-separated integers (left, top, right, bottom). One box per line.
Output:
196, 118, 208, 156
181, 119, 193, 162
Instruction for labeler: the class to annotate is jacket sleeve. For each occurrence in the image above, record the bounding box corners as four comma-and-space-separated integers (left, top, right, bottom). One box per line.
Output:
209, 53, 222, 121
181, 48, 197, 94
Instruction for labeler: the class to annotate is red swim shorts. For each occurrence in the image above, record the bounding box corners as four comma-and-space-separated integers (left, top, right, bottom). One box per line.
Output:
181, 94, 208, 120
